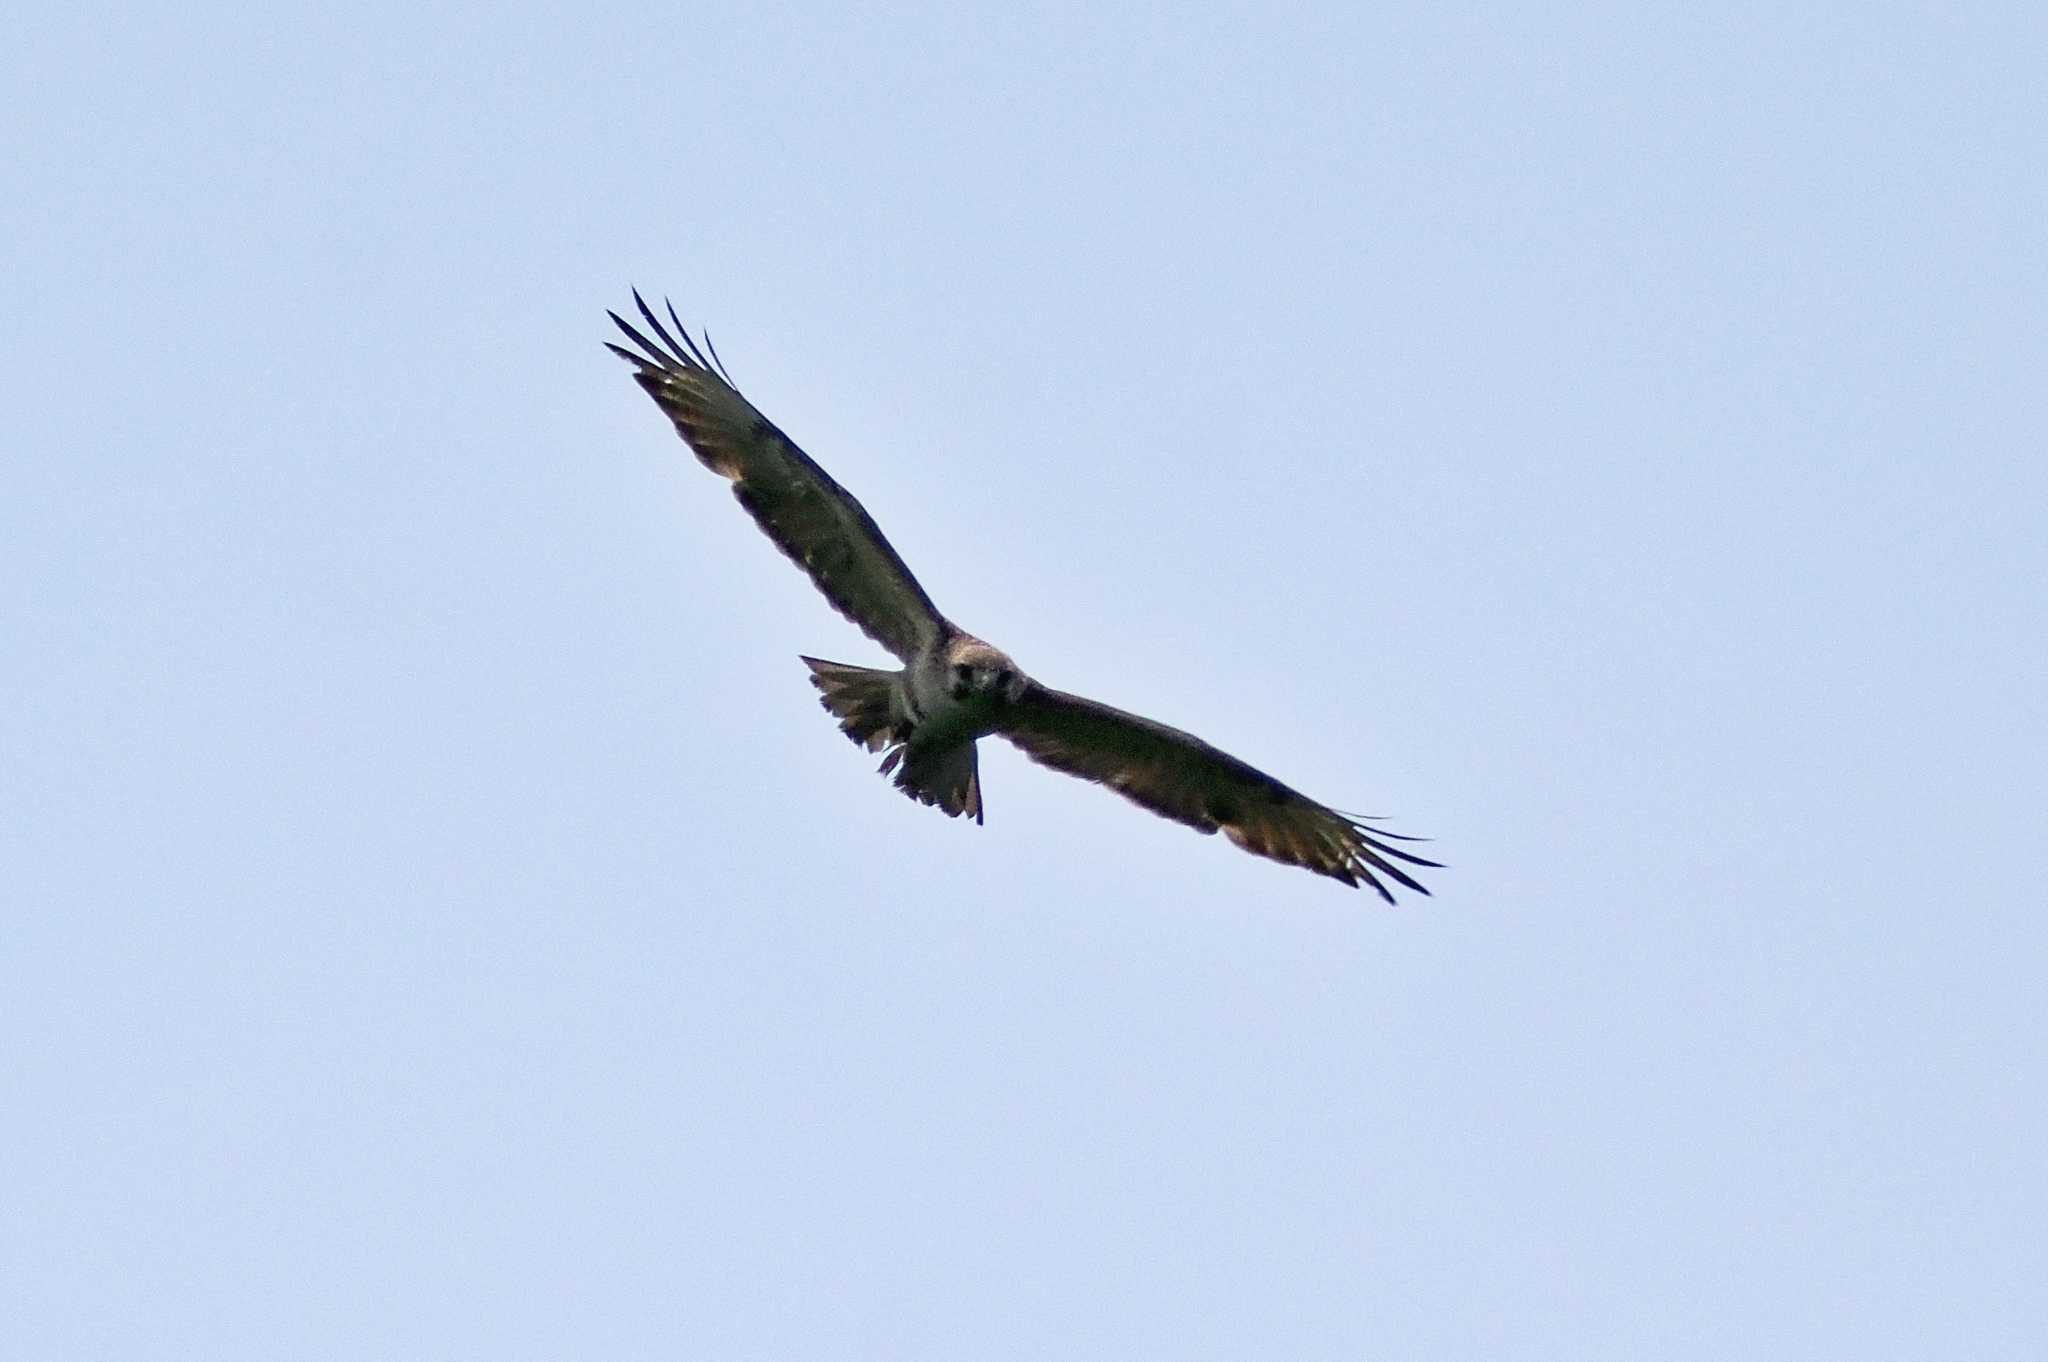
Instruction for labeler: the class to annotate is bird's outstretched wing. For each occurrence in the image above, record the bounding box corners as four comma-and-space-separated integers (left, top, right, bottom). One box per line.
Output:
997, 685, 1438, 900
607, 293, 947, 663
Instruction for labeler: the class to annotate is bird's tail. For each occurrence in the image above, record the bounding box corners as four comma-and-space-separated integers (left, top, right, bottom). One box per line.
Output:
801, 656, 907, 751
800, 656, 983, 824
880, 740, 984, 824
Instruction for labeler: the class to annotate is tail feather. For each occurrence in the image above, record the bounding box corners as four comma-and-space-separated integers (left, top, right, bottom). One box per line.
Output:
891, 741, 983, 824
801, 656, 906, 752
799, 656, 983, 823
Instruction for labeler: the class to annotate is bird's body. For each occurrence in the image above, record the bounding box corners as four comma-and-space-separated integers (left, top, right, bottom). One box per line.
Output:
907, 634, 1027, 740
606, 293, 1438, 898
804, 633, 1025, 823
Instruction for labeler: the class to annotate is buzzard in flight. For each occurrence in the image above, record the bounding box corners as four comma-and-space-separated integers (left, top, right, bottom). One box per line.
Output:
607, 294, 1438, 898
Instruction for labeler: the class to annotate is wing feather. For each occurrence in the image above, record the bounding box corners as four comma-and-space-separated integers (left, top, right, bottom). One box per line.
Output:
997, 685, 1438, 900
608, 294, 946, 662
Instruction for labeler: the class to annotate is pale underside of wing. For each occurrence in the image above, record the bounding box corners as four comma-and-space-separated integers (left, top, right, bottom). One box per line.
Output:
997, 685, 1438, 900
607, 293, 946, 663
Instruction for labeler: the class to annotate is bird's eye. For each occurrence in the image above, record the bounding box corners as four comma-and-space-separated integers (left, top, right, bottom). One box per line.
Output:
995, 670, 1012, 689
954, 663, 973, 680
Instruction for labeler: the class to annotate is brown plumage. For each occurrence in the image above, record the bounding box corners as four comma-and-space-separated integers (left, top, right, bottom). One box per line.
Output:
1000, 686, 1433, 897
607, 293, 1439, 898
606, 298, 941, 663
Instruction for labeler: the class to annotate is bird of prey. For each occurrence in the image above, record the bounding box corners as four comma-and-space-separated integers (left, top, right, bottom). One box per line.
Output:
606, 293, 1438, 898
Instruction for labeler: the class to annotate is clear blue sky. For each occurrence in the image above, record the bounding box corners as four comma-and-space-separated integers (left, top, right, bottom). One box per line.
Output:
5, 4, 2043, 1358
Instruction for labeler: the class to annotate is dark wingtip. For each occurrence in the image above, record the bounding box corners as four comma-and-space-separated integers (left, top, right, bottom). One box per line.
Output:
634, 292, 693, 366
701, 328, 737, 384
1344, 864, 1398, 904
611, 290, 737, 386
665, 297, 720, 373
608, 308, 680, 370
1338, 812, 1444, 869
1334, 809, 1434, 840
604, 338, 653, 369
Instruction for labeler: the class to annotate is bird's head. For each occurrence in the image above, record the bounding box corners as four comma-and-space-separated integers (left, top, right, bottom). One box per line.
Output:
947, 640, 1027, 704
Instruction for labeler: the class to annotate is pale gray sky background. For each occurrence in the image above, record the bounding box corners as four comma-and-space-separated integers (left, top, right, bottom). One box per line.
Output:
5, 4, 2044, 1358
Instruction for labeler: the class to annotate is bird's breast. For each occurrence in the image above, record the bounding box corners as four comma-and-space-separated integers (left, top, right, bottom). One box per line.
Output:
906, 653, 998, 744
